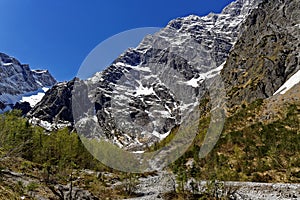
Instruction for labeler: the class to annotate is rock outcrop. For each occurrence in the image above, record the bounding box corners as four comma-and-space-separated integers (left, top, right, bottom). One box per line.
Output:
28, 79, 75, 130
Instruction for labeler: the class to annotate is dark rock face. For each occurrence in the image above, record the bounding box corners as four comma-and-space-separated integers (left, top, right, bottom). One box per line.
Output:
27, 79, 75, 129
222, 0, 300, 108
13, 102, 32, 115
0, 52, 56, 111
0, 101, 5, 110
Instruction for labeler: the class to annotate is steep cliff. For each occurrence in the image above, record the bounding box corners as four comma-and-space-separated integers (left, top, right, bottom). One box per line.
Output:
222, 0, 300, 109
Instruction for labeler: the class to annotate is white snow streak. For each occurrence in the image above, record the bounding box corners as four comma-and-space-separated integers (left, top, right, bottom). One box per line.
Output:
274, 70, 300, 95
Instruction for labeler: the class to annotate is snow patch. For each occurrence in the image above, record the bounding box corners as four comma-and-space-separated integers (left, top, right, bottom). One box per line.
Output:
0, 87, 48, 107
30, 117, 71, 131
20, 87, 49, 107
30, 117, 52, 130
185, 62, 225, 88
32, 70, 47, 74
152, 130, 171, 140
2, 62, 13, 66
115, 62, 151, 72
203, 62, 225, 78
35, 80, 42, 86
184, 15, 202, 21
186, 76, 204, 87
88, 72, 104, 83
135, 81, 155, 96
274, 70, 300, 95
133, 151, 145, 154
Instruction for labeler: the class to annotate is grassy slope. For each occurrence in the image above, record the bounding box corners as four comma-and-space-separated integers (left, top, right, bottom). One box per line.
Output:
170, 84, 300, 184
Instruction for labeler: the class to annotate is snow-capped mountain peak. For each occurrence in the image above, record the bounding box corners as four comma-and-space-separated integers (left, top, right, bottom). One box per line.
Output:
0, 52, 56, 113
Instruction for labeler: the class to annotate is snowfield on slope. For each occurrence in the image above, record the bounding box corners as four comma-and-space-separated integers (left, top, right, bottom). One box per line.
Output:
274, 70, 300, 95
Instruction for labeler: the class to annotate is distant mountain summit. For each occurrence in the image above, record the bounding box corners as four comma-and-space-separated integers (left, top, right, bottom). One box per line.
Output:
0, 52, 56, 113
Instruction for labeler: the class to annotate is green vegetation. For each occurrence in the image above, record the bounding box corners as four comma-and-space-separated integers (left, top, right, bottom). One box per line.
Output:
0, 99, 298, 199
170, 99, 300, 195
0, 110, 142, 199
0, 110, 105, 172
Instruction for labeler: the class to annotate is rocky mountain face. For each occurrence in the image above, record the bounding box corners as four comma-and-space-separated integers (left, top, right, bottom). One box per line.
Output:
28, 0, 266, 150
27, 0, 299, 153
31, 69, 56, 87
222, 0, 300, 109
28, 0, 262, 150
28, 79, 75, 130
0, 52, 56, 112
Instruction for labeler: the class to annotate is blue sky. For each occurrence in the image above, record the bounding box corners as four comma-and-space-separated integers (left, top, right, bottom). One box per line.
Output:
0, 0, 234, 81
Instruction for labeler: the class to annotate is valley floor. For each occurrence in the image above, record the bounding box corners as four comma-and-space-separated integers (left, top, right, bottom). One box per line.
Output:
126, 172, 300, 200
